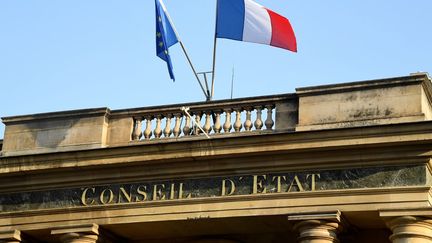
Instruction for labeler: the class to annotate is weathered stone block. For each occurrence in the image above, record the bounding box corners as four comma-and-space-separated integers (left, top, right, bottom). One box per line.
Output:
275, 100, 298, 131
1, 108, 110, 156
106, 117, 134, 146
296, 73, 432, 131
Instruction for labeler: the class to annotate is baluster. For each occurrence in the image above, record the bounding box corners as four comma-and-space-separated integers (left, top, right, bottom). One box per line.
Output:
223, 109, 232, 133
203, 111, 212, 134
213, 110, 222, 134
244, 107, 253, 131
265, 105, 275, 130
143, 115, 153, 140
154, 114, 163, 138
173, 113, 182, 137
254, 106, 263, 130
234, 108, 243, 132
163, 114, 172, 138
183, 114, 191, 136
194, 112, 202, 135
132, 117, 143, 141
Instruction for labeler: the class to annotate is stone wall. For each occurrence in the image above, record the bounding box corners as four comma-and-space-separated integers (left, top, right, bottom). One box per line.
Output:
1, 73, 431, 157
296, 73, 432, 131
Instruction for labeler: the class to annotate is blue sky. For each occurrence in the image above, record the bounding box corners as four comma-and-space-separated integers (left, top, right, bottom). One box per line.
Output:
1, 1, 432, 138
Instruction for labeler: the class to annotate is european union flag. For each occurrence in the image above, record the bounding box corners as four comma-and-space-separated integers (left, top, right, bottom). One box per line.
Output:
155, 0, 179, 81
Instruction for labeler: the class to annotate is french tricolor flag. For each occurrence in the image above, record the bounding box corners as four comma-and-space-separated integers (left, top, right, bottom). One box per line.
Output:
216, 0, 297, 52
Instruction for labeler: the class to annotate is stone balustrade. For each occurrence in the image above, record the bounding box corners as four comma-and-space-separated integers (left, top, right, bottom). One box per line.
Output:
130, 103, 276, 141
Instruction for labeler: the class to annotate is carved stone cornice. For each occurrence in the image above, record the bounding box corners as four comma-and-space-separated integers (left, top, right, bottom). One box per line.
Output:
0, 229, 21, 243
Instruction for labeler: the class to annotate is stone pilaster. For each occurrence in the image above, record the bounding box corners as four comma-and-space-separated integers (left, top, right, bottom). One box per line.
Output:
289, 211, 343, 243
51, 224, 100, 243
386, 216, 432, 243
0, 229, 21, 243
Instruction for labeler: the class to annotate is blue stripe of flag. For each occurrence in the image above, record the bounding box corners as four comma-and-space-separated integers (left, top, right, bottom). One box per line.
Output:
216, 0, 245, 41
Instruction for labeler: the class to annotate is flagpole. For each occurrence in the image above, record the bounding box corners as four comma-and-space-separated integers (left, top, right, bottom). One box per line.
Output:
210, 0, 219, 101
210, 37, 217, 101
178, 41, 208, 99
159, 0, 209, 100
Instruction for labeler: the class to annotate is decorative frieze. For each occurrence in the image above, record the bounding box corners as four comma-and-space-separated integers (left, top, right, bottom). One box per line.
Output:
0, 164, 428, 213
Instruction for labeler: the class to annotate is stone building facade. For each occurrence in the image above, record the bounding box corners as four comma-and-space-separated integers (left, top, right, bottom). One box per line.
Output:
0, 73, 431, 242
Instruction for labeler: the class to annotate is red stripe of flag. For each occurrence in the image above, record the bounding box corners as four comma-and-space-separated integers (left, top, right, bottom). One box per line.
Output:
266, 9, 297, 52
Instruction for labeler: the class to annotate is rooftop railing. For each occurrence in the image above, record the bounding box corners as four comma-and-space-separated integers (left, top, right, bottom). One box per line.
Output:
110, 94, 298, 142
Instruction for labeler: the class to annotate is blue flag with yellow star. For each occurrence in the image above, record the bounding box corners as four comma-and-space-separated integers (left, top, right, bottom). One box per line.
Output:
155, 0, 179, 81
